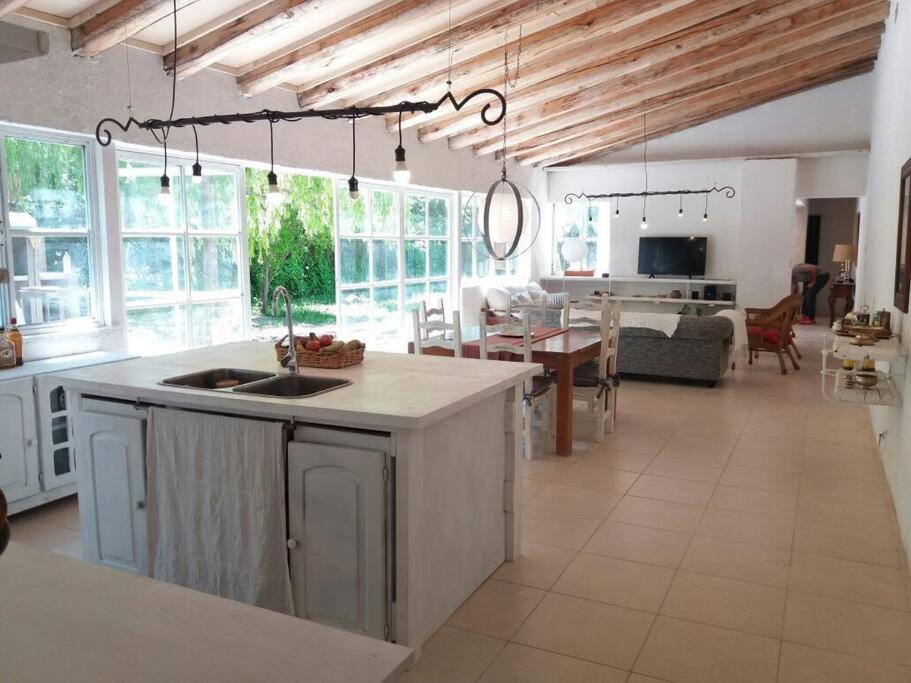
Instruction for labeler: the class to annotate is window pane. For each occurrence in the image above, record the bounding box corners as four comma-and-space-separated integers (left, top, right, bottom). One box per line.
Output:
341, 288, 370, 329
118, 159, 184, 232
405, 195, 426, 235
372, 285, 400, 323
428, 197, 448, 236
122, 236, 186, 304
372, 239, 398, 282
11, 235, 92, 324
477, 248, 490, 278
405, 282, 427, 312
585, 206, 599, 238
429, 280, 448, 296
460, 195, 478, 239
340, 238, 369, 284
371, 189, 398, 234
337, 185, 366, 234
126, 304, 189, 355
4, 137, 87, 230
404, 239, 427, 278
190, 236, 239, 294
586, 241, 598, 271
461, 240, 474, 278
429, 240, 448, 277
191, 299, 244, 347
186, 169, 239, 232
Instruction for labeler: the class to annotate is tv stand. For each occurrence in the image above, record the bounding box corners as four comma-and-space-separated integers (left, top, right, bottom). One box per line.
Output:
648, 274, 655, 279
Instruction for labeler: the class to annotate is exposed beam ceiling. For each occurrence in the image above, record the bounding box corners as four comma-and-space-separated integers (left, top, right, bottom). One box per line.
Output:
71, 0, 197, 57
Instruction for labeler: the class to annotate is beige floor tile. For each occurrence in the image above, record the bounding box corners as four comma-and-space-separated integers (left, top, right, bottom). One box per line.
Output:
644, 456, 725, 484
8, 516, 81, 551
680, 536, 791, 588
599, 433, 668, 456
608, 496, 705, 534
552, 552, 675, 612
777, 642, 911, 683
575, 448, 656, 473
552, 464, 639, 494
522, 507, 602, 551
803, 440, 880, 460
728, 449, 804, 473
521, 458, 572, 482
696, 508, 795, 549
799, 474, 892, 506
584, 520, 691, 569
736, 434, 804, 456
720, 464, 800, 494
709, 484, 798, 518
478, 642, 629, 683
742, 414, 808, 440
627, 676, 670, 683
658, 441, 733, 464
519, 478, 546, 505
398, 626, 505, 683
634, 615, 780, 683
513, 593, 654, 670
794, 519, 902, 568
525, 483, 622, 520
789, 551, 908, 610
30, 496, 80, 530
784, 592, 911, 666
446, 579, 545, 640
52, 539, 84, 561
493, 542, 576, 591
660, 571, 787, 638
797, 496, 895, 532
628, 474, 715, 506
802, 454, 885, 483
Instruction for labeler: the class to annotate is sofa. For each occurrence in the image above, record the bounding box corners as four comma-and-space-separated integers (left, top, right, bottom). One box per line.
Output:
480, 282, 567, 326
618, 315, 734, 387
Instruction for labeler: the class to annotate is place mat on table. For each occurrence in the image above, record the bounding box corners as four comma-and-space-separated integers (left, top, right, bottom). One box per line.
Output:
463, 327, 567, 360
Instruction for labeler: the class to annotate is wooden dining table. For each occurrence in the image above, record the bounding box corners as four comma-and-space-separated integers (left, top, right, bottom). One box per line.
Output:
409, 327, 602, 457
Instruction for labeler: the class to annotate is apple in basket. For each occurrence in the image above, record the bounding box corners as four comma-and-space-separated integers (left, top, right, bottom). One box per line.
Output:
319, 334, 334, 347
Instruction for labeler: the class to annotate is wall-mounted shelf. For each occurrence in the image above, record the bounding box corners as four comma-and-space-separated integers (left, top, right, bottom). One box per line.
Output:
591, 295, 736, 307
821, 335, 904, 406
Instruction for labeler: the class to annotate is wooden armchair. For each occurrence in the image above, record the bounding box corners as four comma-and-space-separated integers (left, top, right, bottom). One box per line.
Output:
0, 488, 9, 557
745, 294, 803, 375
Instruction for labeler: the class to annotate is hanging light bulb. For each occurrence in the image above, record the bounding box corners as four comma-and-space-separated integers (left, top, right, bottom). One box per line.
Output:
392, 111, 411, 184
348, 176, 360, 200
640, 216, 648, 230
158, 173, 172, 205
678, 194, 684, 218
640, 193, 647, 230
266, 120, 282, 205
349, 117, 360, 199
191, 125, 203, 183
703, 193, 709, 222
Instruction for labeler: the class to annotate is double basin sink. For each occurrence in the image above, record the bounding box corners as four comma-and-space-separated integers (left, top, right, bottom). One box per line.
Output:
160, 368, 351, 399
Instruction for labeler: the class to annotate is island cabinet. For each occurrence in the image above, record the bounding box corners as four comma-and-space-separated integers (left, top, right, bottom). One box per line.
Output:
73, 397, 148, 575
0, 377, 40, 504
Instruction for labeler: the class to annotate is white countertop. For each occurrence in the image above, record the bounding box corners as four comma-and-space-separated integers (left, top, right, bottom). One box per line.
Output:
0, 351, 135, 381
0, 543, 412, 683
48, 341, 540, 431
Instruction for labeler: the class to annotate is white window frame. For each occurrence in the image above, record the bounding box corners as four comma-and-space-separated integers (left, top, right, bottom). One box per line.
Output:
0, 124, 106, 332
116, 149, 250, 352
551, 200, 609, 274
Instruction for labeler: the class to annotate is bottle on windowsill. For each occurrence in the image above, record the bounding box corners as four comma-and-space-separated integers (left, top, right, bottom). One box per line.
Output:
7, 318, 22, 366
0, 324, 14, 370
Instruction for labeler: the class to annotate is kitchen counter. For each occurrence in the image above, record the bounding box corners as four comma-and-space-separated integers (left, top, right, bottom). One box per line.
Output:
48, 341, 540, 431
0, 542, 413, 683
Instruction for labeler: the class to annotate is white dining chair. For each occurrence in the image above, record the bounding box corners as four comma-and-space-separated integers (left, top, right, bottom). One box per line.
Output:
568, 297, 621, 440
419, 297, 446, 339
412, 308, 462, 358
478, 315, 555, 459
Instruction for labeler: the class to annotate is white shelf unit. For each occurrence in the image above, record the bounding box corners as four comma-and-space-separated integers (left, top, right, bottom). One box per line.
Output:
541, 275, 738, 313
821, 335, 905, 406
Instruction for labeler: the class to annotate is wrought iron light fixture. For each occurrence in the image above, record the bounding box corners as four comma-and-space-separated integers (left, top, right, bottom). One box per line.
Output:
564, 186, 737, 214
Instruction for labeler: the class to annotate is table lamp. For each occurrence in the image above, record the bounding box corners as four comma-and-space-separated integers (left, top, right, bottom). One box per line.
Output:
833, 243, 857, 282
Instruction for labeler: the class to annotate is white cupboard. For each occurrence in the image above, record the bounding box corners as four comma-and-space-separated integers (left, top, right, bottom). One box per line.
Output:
0, 377, 40, 503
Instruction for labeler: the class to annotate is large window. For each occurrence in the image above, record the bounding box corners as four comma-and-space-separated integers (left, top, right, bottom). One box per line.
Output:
335, 182, 452, 344
0, 131, 100, 328
553, 201, 609, 273
118, 154, 247, 355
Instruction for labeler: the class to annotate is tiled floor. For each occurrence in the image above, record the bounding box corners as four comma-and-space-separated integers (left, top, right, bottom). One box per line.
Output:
9, 325, 911, 682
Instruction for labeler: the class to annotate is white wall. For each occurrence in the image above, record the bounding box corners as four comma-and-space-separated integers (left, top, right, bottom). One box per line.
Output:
854, 0, 911, 565
796, 154, 869, 198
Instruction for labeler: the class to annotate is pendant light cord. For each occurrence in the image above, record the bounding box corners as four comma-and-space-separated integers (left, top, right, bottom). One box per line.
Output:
499, 28, 522, 180
642, 112, 648, 218
269, 119, 275, 173
351, 117, 357, 177
446, 0, 453, 90
398, 110, 404, 148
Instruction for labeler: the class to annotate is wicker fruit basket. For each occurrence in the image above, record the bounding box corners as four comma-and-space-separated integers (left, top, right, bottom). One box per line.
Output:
274, 335, 365, 369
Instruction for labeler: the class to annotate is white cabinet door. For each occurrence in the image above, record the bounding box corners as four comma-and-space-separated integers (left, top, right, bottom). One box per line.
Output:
287, 441, 387, 639
35, 375, 75, 490
0, 377, 40, 502
75, 411, 148, 575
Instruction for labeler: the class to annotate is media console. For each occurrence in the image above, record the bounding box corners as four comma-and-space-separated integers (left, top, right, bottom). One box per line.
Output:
540, 275, 738, 313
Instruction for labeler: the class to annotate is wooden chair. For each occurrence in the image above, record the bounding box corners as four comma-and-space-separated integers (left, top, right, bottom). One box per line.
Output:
479, 316, 555, 458
745, 294, 803, 375
412, 309, 462, 358
567, 298, 621, 440
419, 297, 446, 339
0, 487, 9, 557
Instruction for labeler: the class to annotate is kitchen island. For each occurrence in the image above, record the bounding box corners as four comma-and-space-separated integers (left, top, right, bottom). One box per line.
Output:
48, 341, 539, 655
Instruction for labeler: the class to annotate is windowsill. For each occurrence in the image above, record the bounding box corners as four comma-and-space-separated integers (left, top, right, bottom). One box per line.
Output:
22, 318, 112, 340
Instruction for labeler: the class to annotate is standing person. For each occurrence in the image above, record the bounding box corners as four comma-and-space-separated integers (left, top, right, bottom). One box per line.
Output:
791, 263, 831, 324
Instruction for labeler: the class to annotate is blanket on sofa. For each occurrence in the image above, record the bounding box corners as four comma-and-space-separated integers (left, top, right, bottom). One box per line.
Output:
620, 312, 681, 338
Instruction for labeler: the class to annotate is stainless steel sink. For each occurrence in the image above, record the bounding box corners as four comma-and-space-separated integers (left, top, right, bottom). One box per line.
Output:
232, 374, 352, 398
161, 368, 276, 390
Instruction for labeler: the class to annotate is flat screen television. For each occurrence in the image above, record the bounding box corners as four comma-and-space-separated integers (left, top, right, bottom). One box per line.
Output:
637, 236, 707, 277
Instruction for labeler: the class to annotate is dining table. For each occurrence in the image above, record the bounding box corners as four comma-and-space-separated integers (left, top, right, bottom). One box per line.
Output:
408, 326, 602, 457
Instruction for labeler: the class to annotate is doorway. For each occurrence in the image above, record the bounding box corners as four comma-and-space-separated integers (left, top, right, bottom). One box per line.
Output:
803, 198, 858, 321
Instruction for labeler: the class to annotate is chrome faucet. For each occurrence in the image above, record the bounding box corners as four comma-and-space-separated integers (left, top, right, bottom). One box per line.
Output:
272, 286, 298, 375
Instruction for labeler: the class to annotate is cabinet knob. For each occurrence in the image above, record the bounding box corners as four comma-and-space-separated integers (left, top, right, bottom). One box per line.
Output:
136, 501, 145, 510
286, 537, 300, 550
26, 439, 35, 448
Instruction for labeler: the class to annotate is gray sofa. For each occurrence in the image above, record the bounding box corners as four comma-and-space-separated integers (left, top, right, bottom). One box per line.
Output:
618, 316, 734, 387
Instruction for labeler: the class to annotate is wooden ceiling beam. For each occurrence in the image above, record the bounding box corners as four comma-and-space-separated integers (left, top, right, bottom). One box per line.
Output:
0, 0, 29, 20
558, 61, 874, 165
163, 0, 324, 78
455, 2, 887, 154
518, 45, 877, 167
383, 0, 746, 133
295, 0, 600, 109
71, 0, 195, 57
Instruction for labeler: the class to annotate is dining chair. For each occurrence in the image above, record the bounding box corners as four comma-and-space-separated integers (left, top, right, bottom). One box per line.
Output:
567, 298, 621, 440
412, 309, 462, 358
419, 297, 446, 339
745, 294, 802, 374
478, 315, 555, 458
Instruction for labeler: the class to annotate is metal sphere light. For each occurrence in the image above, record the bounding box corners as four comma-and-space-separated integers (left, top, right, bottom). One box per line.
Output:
473, 174, 541, 261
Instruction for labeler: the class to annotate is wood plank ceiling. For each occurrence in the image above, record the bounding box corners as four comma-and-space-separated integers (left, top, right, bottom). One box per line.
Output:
4, 0, 888, 166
